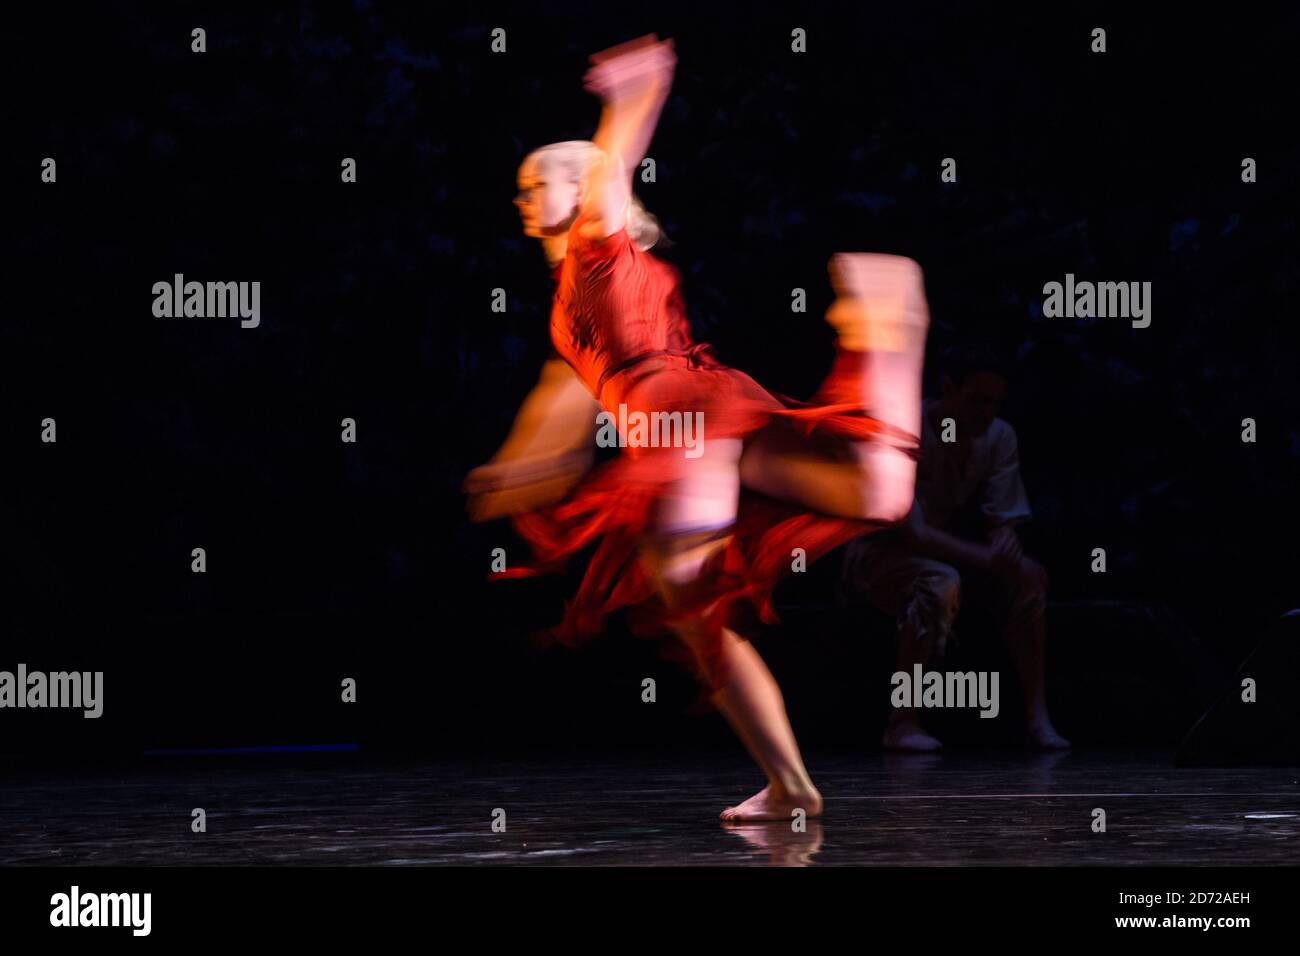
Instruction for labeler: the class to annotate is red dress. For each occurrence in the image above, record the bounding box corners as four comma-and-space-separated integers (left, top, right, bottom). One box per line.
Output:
498, 212, 917, 690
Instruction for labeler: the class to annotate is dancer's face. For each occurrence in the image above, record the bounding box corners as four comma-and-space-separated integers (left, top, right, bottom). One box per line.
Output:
515, 155, 581, 238
942, 370, 1007, 438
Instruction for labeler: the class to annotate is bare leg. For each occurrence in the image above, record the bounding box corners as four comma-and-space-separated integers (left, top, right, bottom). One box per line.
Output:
883, 623, 944, 751
683, 621, 824, 821
880, 561, 960, 751
649, 579, 824, 823
739, 254, 929, 523
641, 439, 823, 823
998, 559, 1070, 749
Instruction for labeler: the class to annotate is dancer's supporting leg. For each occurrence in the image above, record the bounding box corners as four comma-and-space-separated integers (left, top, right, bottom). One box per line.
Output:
639, 438, 823, 823
739, 254, 929, 524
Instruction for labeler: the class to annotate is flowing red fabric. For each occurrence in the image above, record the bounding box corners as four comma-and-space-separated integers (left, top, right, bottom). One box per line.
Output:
492, 213, 912, 693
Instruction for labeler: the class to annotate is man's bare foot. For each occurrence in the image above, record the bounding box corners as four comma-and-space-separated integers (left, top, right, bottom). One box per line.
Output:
1027, 718, 1071, 750
883, 721, 944, 752
720, 783, 823, 824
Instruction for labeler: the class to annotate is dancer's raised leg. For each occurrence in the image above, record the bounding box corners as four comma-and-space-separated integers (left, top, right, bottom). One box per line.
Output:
739, 253, 930, 523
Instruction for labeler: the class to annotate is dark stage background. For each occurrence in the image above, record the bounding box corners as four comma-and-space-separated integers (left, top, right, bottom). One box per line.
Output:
7, 3, 1298, 763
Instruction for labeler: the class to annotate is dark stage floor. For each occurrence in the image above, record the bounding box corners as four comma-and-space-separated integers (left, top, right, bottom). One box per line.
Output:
2, 751, 1296, 866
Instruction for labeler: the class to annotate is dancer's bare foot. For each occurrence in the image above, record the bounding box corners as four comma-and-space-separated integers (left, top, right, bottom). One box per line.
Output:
1027, 719, 1071, 750
882, 720, 944, 752
720, 783, 823, 824
823, 253, 929, 448
826, 253, 930, 352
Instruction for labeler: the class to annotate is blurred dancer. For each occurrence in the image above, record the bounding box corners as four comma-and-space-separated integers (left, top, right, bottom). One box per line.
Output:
840, 344, 1070, 751
467, 35, 930, 821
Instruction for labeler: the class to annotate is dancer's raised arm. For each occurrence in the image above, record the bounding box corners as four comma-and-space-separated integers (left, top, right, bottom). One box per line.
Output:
577, 35, 676, 241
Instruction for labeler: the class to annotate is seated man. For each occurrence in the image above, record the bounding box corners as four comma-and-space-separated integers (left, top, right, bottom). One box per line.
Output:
840, 343, 1070, 751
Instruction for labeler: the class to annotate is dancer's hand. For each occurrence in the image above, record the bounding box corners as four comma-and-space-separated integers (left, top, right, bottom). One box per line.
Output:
465, 451, 590, 522
588, 33, 662, 65
580, 35, 675, 238
583, 35, 676, 103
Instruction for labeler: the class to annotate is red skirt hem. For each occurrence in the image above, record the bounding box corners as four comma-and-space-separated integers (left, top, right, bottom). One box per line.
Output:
489, 349, 914, 696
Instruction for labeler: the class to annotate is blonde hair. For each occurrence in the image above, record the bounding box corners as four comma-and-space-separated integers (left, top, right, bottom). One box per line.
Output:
525, 140, 666, 251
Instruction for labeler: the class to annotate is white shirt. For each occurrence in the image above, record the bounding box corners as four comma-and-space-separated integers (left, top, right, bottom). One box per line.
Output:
912, 398, 1032, 532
